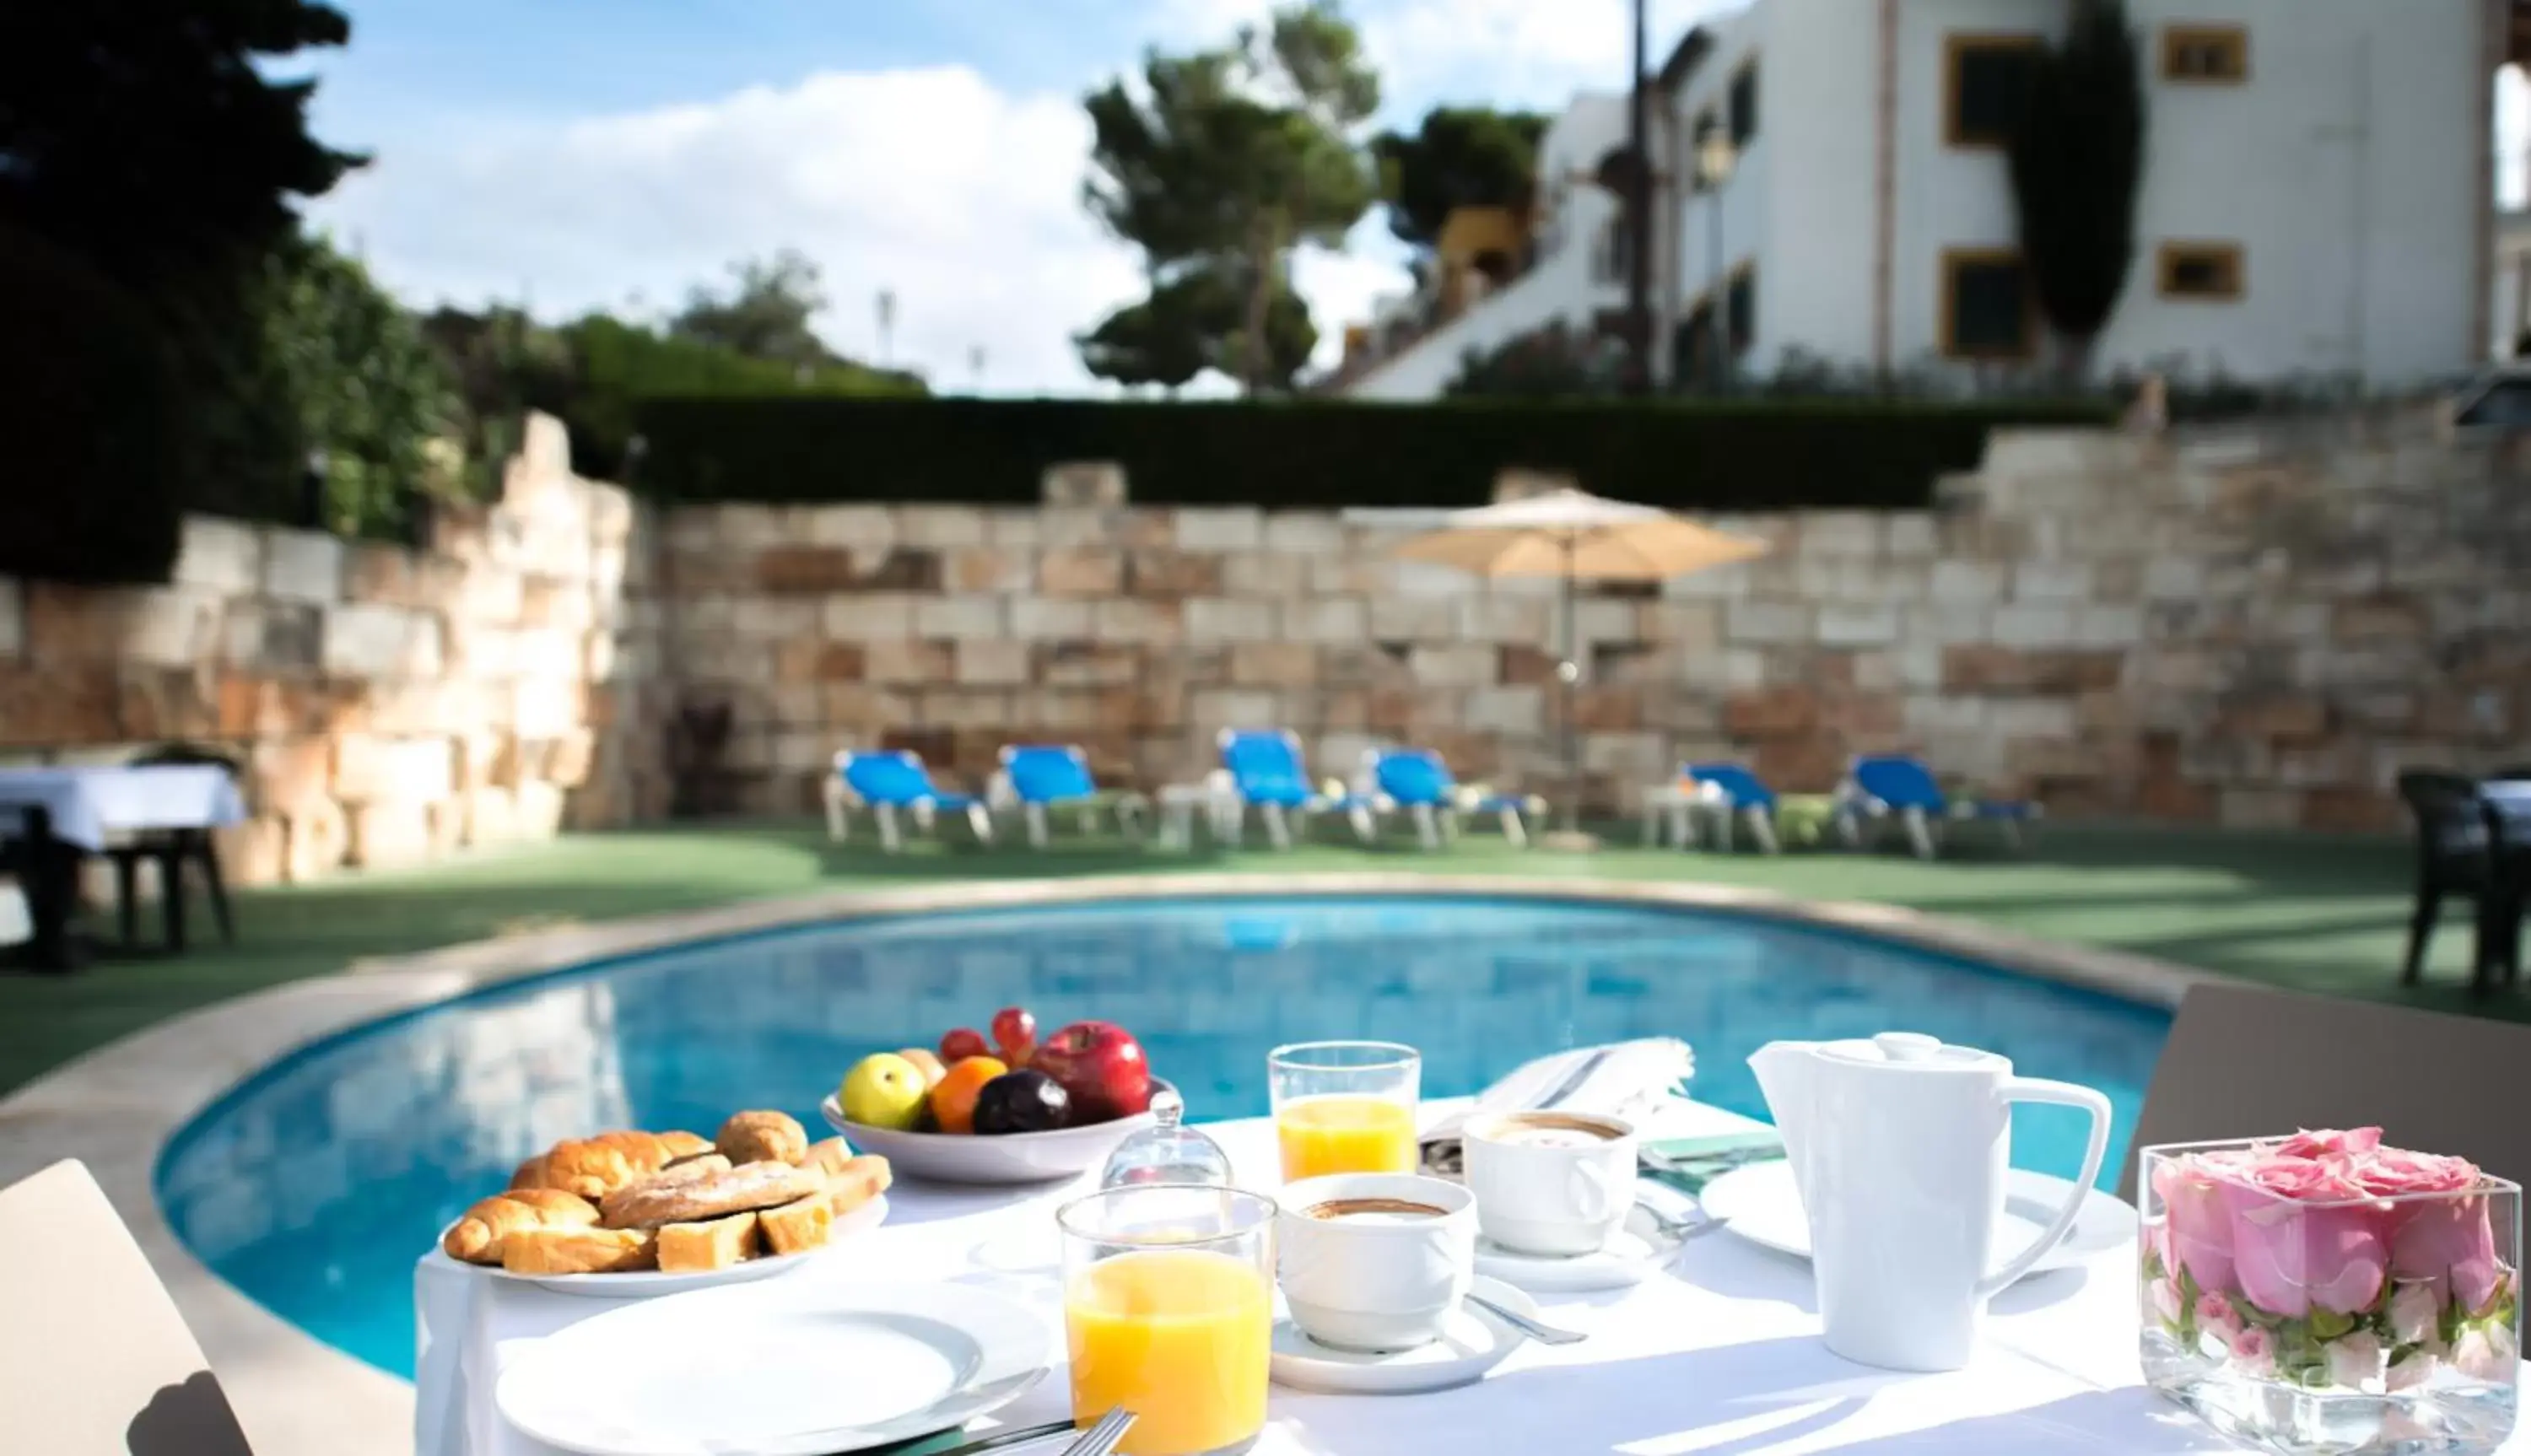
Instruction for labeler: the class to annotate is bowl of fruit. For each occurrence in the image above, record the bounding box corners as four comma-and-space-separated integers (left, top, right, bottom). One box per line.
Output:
823, 1007, 1163, 1184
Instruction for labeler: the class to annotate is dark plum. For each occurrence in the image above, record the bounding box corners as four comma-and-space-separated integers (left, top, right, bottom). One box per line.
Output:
971, 1070, 1071, 1135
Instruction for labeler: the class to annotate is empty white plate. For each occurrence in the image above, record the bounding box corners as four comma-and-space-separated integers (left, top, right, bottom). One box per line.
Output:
495, 1279, 1051, 1456
1473, 1205, 1681, 1293
1267, 1276, 1535, 1396
1697, 1162, 2136, 1281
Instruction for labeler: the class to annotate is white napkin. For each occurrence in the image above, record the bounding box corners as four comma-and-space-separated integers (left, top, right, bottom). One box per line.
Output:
1418, 1038, 1694, 1176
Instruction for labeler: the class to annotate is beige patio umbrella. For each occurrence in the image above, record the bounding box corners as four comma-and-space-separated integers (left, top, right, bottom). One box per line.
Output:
1392, 487, 1770, 831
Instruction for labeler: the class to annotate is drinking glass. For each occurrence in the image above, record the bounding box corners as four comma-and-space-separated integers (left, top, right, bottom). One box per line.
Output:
1058, 1184, 1276, 1456
1269, 1041, 1420, 1183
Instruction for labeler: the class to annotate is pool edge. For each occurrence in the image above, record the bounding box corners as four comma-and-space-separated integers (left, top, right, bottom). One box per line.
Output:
0, 871, 2215, 1456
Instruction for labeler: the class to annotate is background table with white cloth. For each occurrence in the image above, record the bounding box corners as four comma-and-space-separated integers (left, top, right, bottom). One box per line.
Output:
0, 764, 247, 968
414, 1097, 2529, 1455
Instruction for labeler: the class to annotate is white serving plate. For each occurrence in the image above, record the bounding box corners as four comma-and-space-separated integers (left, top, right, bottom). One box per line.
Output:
496, 1278, 1052, 1456
1697, 1162, 2135, 1281
427, 1194, 888, 1298
1267, 1275, 1535, 1396
822, 1095, 1155, 1185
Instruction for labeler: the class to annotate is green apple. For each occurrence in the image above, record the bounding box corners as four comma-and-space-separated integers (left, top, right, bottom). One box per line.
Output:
840, 1053, 929, 1130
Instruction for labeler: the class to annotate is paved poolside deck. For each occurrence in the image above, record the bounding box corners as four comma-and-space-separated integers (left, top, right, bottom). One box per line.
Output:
0, 815, 2490, 1099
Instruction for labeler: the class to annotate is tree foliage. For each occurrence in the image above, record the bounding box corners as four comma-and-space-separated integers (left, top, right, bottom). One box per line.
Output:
1076, 267, 1315, 390
1079, 2, 1379, 393
1444, 322, 1622, 399
669, 249, 837, 369
1370, 107, 1552, 248
2006, 0, 2146, 369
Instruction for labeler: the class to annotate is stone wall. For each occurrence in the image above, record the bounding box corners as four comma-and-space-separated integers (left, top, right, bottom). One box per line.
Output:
0, 418, 666, 886
656, 407, 2531, 832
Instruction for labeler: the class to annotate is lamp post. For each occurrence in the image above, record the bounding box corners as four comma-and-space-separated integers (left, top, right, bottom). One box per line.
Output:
1696, 120, 1739, 394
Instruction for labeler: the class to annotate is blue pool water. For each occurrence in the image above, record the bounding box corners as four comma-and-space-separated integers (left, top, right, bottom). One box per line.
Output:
156, 895, 2170, 1378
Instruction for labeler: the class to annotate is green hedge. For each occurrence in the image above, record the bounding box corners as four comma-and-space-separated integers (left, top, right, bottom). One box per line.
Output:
629, 396, 2113, 510
0, 226, 184, 584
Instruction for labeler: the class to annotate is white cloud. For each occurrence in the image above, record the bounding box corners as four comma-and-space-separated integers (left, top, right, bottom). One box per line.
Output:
316, 2, 1746, 394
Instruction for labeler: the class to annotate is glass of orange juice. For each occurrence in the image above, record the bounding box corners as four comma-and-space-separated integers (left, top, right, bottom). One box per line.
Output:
1270, 1041, 1421, 1183
1058, 1184, 1276, 1456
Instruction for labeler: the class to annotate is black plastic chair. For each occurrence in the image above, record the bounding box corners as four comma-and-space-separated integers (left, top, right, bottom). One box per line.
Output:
2395, 769, 2497, 986
104, 744, 239, 954
2481, 779, 2531, 993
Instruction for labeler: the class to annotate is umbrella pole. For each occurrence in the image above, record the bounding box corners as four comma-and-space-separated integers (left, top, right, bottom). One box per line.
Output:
1560, 537, 1579, 833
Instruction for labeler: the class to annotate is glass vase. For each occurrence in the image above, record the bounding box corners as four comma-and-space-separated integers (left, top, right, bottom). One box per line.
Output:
2140, 1138, 2521, 1456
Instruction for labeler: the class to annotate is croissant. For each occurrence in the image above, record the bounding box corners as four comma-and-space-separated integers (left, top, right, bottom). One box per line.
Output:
440, 1190, 601, 1265
592, 1130, 684, 1176
715, 1110, 808, 1167
523, 1137, 639, 1200
508, 1153, 549, 1190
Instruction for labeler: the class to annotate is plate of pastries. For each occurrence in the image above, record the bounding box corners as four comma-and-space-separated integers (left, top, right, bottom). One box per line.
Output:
431, 1109, 893, 1297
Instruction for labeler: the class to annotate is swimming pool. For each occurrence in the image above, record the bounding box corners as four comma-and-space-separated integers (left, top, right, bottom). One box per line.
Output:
156, 894, 2169, 1378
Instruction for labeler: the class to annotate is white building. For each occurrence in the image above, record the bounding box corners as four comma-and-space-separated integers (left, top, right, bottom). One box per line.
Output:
1341, 0, 2505, 399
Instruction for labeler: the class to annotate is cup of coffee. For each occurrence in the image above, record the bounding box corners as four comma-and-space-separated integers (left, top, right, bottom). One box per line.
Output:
1462, 1110, 1638, 1257
1276, 1173, 1475, 1352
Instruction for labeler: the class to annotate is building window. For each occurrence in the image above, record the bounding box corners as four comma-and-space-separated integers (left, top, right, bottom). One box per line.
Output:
1674, 296, 1716, 386
1940, 249, 2035, 359
1591, 218, 1632, 285
1690, 107, 1721, 191
2158, 241, 2244, 300
1729, 59, 1759, 148
2162, 24, 2248, 83
1725, 262, 1756, 356
1945, 35, 2043, 148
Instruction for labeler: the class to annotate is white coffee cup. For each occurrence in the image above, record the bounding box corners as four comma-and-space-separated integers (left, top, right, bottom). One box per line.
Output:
1462, 1110, 1638, 1256
1276, 1173, 1476, 1352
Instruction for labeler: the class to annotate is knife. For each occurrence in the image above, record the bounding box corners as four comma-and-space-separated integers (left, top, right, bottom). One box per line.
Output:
1529, 1047, 1610, 1111
883, 1418, 1077, 1456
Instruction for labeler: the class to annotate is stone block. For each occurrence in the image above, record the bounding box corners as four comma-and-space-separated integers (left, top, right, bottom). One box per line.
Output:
1797, 512, 1881, 557
1988, 699, 2077, 740
1042, 461, 1127, 507
822, 594, 917, 639
1929, 562, 2005, 605
1173, 507, 1263, 551
1222, 553, 1309, 597
1462, 687, 1546, 734
2218, 788, 2302, 831
508, 626, 580, 680
1447, 596, 1538, 644
1581, 731, 1665, 777
1285, 598, 1368, 644
114, 666, 217, 741
2075, 605, 2145, 647
1126, 549, 1223, 597
1571, 687, 1642, 731
948, 547, 1033, 593
913, 688, 1008, 731
2141, 558, 2206, 601
756, 546, 941, 595
1724, 687, 1817, 736
1040, 548, 1125, 596
283, 799, 349, 882
1368, 598, 1456, 643
1189, 688, 1280, 731
1095, 599, 1180, 644
2012, 562, 2091, 602
172, 516, 262, 592
1904, 696, 1986, 736
957, 639, 1032, 686
515, 780, 567, 839
1816, 604, 1900, 648
1004, 597, 1093, 640
804, 504, 896, 549
1725, 601, 1810, 645
1263, 514, 1345, 553
916, 596, 1006, 639
1185, 598, 1276, 644
322, 603, 440, 677
1662, 562, 1754, 600
1573, 599, 1640, 644
345, 799, 436, 869
117, 587, 226, 669
513, 677, 579, 739
1991, 605, 2078, 648
1229, 643, 1319, 688
2221, 694, 2329, 744
455, 564, 526, 623
333, 734, 456, 802
518, 574, 596, 631
864, 640, 957, 684
2333, 597, 2428, 644
1883, 515, 1940, 558
895, 505, 989, 548
0, 577, 17, 659
262, 530, 344, 604
1409, 644, 1494, 688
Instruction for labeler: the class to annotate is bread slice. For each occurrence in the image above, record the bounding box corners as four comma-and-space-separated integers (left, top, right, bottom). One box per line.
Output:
822, 1154, 893, 1220
501, 1226, 657, 1275
656, 1212, 759, 1273
757, 1195, 834, 1256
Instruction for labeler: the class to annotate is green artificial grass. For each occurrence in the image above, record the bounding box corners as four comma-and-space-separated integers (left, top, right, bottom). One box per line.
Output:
0, 817, 2497, 1098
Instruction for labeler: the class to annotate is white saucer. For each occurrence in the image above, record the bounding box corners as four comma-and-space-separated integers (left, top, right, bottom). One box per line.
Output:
1697, 1162, 2136, 1281
1268, 1275, 1533, 1395
1473, 1205, 1678, 1292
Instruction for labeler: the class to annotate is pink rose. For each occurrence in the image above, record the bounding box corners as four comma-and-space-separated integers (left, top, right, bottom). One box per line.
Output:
2278, 1128, 2384, 1160
2194, 1291, 2242, 1341
2388, 1281, 2445, 1350
2158, 1157, 2242, 1295
2388, 1195, 2501, 1313
2354, 1148, 2480, 1199
2217, 1157, 2388, 1317
2229, 1324, 2275, 1376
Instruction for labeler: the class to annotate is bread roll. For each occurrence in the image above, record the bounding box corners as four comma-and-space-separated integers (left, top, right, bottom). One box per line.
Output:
715, 1110, 808, 1166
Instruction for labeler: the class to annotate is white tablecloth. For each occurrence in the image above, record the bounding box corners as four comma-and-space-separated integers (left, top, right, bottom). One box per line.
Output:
0, 878, 27, 946
416, 1101, 2529, 1456
0, 766, 247, 851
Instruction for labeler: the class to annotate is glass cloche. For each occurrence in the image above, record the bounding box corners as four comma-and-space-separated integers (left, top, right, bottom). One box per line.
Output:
1098, 1084, 1232, 1189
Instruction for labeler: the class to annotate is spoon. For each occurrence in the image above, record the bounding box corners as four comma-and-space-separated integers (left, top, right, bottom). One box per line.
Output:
1465, 1292, 1588, 1345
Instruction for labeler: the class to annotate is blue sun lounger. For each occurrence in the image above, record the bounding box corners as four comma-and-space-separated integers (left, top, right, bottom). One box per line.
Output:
1833, 754, 2040, 858
1682, 762, 1781, 854
1366, 747, 1530, 849
824, 749, 994, 852
1218, 729, 1356, 849
993, 744, 1147, 848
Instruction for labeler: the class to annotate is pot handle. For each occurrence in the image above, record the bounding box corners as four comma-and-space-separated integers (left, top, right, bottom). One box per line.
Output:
1975, 1076, 2111, 1298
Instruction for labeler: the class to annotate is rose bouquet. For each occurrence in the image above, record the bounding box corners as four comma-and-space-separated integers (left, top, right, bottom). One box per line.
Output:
2140, 1130, 2520, 1456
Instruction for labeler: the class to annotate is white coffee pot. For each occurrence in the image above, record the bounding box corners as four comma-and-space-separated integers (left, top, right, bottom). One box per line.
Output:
1749, 1032, 2110, 1372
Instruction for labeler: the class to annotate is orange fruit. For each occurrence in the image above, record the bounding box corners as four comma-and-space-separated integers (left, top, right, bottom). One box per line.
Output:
930, 1056, 1008, 1135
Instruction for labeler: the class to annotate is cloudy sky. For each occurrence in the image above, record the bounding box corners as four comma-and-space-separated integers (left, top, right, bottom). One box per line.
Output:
304, 2, 2527, 396
299, 0, 1731, 396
